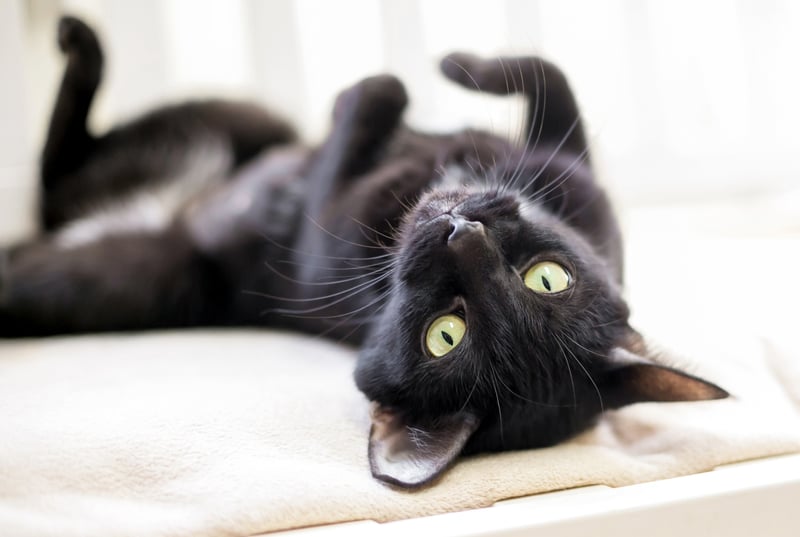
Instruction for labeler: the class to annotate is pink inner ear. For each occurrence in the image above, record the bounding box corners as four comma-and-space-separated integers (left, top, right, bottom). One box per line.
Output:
368, 405, 479, 488
607, 346, 729, 405
625, 364, 729, 403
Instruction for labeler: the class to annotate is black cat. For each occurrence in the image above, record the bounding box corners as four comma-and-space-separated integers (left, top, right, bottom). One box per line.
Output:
0, 17, 727, 488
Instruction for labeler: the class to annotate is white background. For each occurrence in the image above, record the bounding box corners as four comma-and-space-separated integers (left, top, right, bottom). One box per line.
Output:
1, 0, 799, 243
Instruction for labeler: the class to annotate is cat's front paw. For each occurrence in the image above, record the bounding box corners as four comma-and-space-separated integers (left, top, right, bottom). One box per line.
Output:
57, 15, 100, 55
333, 74, 408, 125
439, 52, 486, 91
440, 52, 563, 97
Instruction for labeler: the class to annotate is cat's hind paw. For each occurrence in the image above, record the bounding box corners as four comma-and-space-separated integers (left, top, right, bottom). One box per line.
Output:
57, 15, 100, 56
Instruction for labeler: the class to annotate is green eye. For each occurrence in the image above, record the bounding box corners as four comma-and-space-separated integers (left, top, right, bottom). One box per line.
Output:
425, 314, 466, 357
524, 261, 572, 294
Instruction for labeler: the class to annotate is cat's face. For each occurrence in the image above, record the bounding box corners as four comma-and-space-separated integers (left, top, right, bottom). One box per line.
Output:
354, 184, 727, 488
358, 184, 627, 415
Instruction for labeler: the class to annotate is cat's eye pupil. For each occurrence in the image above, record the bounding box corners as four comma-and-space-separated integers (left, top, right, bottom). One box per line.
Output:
541, 276, 551, 291
441, 331, 454, 346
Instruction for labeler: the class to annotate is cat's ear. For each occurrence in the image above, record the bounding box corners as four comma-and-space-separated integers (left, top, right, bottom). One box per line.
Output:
367, 404, 480, 488
602, 337, 729, 409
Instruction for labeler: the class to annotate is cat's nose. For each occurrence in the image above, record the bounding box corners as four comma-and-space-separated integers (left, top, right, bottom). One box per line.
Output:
447, 216, 484, 243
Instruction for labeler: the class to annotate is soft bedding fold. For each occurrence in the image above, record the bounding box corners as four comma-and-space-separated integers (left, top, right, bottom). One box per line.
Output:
1, 232, 799, 536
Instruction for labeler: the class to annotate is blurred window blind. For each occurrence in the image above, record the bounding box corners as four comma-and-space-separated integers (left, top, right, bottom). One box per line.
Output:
3, 0, 799, 211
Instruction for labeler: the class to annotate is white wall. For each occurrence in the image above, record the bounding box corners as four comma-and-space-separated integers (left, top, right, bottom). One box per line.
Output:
2, 0, 799, 243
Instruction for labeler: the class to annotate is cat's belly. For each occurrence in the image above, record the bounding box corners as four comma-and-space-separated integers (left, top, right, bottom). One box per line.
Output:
184, 146, 309, 255
55, 138, 233, 249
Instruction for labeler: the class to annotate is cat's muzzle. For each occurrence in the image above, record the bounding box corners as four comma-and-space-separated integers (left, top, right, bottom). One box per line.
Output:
444, 215, 497, 267
447, 216, 484, 244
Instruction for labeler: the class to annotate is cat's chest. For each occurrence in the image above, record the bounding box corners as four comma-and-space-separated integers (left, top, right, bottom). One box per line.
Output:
185, 147, 309, 254
388, 128, 510, 196
434, 163, 475, 190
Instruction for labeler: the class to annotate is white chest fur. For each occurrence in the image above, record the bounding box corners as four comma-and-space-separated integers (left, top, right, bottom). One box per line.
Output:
56, 141, 232, 249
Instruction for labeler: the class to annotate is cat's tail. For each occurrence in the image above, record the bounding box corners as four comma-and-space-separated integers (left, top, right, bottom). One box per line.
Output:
41, 16, 103, 194
439, 52, 588, 160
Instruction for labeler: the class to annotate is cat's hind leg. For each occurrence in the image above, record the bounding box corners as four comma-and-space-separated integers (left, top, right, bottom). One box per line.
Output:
0, 228, 228, 338
41, 16, 103, 207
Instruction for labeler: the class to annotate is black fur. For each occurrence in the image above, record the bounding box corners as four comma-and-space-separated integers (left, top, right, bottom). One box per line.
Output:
41, 16, 296, 230
0, 17, 727, 488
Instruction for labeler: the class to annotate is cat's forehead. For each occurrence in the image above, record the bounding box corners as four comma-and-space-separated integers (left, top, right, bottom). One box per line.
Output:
517, 199, 605, 259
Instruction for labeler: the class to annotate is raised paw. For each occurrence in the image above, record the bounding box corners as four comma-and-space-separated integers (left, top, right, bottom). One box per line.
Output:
313, 74, 408, 182
440, 52, 562, 97
439, 52, 488, 92
440, 51, 584, 155
332, 74, 408, 126
57, 15, 101, 56
56, 15, 103, 88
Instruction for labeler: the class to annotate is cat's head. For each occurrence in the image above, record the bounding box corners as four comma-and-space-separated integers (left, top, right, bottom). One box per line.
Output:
354, 183, 727, 488
353, 53, 728, 489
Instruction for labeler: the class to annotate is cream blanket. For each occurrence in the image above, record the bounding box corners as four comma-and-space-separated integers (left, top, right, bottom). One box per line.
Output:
1, 230, 799, 536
